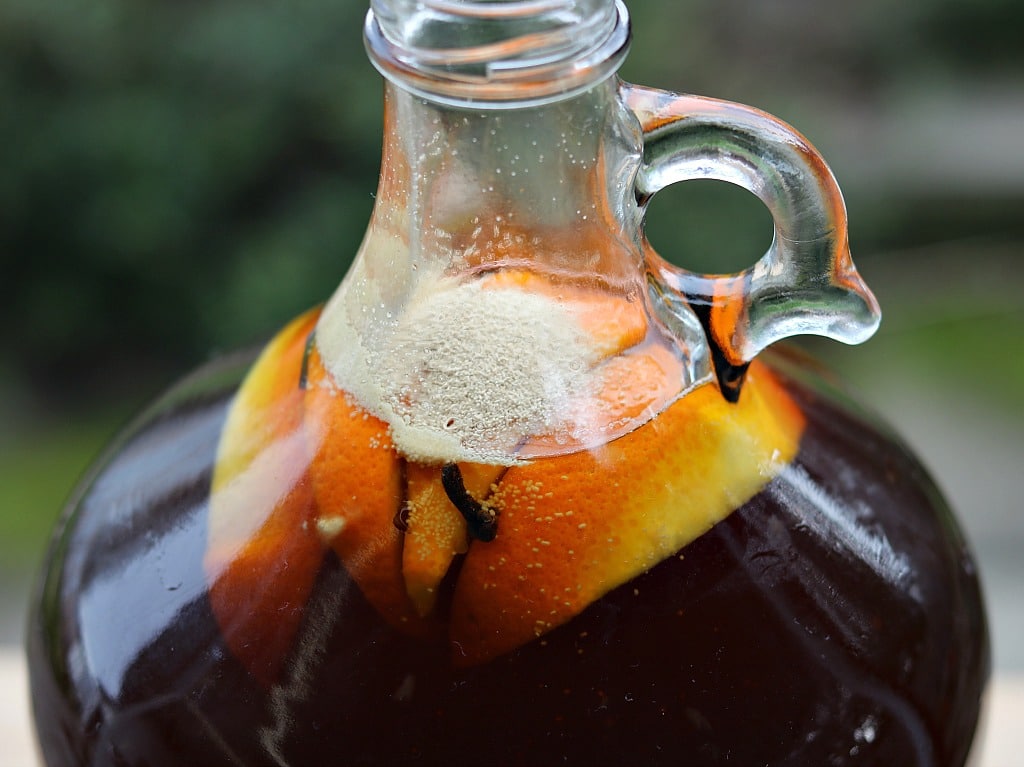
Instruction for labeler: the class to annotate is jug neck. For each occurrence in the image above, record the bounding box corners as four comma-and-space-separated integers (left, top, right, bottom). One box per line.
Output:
314, 76, 682, 466
364, 76, 645, 287
313, 0, 698, 466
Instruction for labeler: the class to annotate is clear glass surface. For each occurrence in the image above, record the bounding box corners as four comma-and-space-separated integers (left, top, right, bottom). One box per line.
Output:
26, 2, 986, 766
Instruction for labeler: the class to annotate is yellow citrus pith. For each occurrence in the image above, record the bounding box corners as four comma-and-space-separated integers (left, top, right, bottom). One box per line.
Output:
206, 309, 323, 686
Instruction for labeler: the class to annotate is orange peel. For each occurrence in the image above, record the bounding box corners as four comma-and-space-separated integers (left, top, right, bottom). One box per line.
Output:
206, 280, 806, 678
450, 362, 804, 665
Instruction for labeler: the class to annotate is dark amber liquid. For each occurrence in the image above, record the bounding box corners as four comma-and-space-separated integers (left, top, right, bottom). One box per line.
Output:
27, 348, 987, 766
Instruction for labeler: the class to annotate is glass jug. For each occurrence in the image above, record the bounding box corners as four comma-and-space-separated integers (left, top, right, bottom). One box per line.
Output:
27, 1, 988, 765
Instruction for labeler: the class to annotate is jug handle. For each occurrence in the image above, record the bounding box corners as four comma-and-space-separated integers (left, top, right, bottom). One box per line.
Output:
622, 82, 881, 401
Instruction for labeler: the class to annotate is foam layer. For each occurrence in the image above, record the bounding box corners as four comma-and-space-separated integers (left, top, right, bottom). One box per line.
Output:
316, 270, 601, 464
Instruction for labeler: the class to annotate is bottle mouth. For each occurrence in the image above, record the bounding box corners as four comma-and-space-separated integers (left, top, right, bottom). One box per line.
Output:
365, 0, 631, 107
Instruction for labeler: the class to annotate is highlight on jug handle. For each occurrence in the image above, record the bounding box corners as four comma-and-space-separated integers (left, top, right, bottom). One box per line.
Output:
621, 82, 881, 401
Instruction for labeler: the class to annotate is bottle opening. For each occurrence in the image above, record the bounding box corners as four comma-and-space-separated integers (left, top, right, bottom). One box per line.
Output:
365, 0, 630, 106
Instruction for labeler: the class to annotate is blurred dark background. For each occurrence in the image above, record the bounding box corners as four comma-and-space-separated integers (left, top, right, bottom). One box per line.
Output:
1, 0, 1022, 676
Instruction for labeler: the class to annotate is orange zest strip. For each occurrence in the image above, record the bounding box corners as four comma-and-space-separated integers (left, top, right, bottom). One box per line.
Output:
402, 462, 505, 617
708, 274, 749, 367
402, 463, 470, 617
206, 309, 324, 686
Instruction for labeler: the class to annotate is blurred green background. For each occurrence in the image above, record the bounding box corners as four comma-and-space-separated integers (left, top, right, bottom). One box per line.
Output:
1, 0, 1022, 671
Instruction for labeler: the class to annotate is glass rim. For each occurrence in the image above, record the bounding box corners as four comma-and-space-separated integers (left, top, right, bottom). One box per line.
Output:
364, 0, 631, 108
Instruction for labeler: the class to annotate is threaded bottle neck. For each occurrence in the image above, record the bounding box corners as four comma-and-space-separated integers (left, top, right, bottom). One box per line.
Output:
365, 0, 630, 107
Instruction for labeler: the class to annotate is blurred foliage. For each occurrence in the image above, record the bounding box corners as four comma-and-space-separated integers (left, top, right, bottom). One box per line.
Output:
0, 410, 125, 567
3, 0, 1024, 407
1, 0, 382, 405
1, 0, 1023, 566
